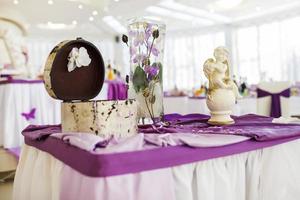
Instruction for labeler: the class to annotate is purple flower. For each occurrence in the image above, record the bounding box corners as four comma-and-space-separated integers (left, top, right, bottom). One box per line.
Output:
133, 32, 145, 46
130, 46, 136, 56
151, 47, 159, 56
132, 54, 146, 64
145, 24, 153, 40
144, 65, 159, 80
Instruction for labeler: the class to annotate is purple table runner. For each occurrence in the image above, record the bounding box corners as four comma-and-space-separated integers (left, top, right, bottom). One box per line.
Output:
141, 114, 300, 141
22, 114, 300, 177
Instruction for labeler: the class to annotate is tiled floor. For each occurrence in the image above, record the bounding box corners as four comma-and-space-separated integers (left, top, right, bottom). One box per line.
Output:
0, 180, 13, 200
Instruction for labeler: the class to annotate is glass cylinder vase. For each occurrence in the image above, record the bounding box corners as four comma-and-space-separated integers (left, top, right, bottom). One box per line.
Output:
127, 18, 166, 124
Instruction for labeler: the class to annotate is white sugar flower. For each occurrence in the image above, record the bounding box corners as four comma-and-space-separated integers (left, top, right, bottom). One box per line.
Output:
67, 47, 91, 72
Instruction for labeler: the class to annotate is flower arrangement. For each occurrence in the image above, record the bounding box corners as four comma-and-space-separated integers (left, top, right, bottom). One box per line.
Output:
123, 19, 165, 124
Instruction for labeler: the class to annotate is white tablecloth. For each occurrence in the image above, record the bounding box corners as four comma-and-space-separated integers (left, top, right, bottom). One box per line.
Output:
13, 139, 300, 200
164, 96, 300, 116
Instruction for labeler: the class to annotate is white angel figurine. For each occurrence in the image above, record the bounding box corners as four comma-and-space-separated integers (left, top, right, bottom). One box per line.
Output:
203, 46, 241, 125
203, 46, 241, 100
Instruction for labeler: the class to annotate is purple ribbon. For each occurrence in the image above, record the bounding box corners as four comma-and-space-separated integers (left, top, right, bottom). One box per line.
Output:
257, 88, 290, 118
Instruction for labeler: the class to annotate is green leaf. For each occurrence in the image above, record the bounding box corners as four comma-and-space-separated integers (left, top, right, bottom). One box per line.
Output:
132, 66, 148, 93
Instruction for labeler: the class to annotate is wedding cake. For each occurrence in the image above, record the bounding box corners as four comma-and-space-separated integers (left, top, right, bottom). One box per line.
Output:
44, 38, 138, 138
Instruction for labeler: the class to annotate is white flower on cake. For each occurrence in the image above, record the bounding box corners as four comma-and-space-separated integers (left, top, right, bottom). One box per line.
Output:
67, 47, 91, 72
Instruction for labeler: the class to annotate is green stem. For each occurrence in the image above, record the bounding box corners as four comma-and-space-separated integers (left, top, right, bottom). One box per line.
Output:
144, 97, 155, 123
150, 83, 155, 120
148, 38, 155, 58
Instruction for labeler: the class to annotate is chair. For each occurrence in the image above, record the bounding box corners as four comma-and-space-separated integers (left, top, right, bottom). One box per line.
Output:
257, 81, 291, 118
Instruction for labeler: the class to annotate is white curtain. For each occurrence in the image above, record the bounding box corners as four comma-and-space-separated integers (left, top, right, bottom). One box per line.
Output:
26, 38, 115, 74
164, 32, 225, 90
232, 16, 300, 84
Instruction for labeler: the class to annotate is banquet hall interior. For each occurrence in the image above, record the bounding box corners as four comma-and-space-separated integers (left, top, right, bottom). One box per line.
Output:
1, 0, 300, 199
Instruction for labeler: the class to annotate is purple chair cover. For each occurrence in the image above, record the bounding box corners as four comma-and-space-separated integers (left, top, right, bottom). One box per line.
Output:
6, 147, 21, 159
257, 88, 290, 118
107, 80, 128, 100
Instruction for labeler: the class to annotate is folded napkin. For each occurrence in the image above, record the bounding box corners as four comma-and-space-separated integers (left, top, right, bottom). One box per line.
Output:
52, 133, 145, 153
51, 132, 249, 152
144, 133, 249, 148
51, 133, 114, 151
22, 125, 61, 140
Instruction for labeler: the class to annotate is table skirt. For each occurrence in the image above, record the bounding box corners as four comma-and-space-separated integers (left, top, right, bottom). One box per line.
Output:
13, 139, 300, 200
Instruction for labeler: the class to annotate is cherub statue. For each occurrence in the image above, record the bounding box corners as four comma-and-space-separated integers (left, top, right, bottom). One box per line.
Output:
203, 46, 241, 100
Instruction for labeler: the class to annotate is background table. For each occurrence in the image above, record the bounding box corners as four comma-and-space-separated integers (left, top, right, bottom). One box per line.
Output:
164, 96, 300, 116
0, 79, 61, 148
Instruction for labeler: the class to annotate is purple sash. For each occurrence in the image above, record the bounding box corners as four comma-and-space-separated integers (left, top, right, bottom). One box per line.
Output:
257, 88, 290, 118
107, 80, 128, 100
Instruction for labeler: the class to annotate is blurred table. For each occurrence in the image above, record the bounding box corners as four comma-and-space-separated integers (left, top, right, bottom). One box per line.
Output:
0, 79, 61, 148
164, 96, 300, 116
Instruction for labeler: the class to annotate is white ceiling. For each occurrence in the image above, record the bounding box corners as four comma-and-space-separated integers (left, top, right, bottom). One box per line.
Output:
1, 0, 300, 38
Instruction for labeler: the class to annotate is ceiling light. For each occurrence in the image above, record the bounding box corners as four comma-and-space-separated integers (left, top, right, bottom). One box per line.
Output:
214, 0, 243, 10
146, 6, 213, 25
48, 0, 53, 5
13, 0, 19, 4
78, 4, 83, 9
159, 1, 231, 23
38, 22, 75, 30
89, 16, 94, 21
102, 15, 126, 34
92, 10, 98, 15
143, 16, 162, 21
255, 6, 261, 11
114, 0, 119, 2
72, 20, 77, 25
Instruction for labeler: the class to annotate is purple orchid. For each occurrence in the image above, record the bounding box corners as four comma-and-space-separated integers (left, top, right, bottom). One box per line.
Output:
144, 65, 159, 80
145, 24, 153, 40
132, 54, 147, 64
151, 47, 159, 56
130, 46, 136, 56
133, 32, 145, 46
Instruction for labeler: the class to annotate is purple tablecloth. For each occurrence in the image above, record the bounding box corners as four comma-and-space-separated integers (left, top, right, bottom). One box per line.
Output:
0, 78, 43, 85
22, 114, 300, 177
